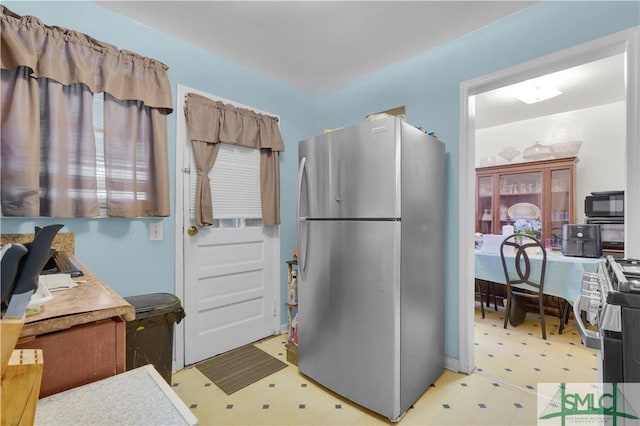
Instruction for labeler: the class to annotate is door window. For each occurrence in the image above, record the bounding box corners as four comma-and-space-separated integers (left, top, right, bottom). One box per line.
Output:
189, 143, 262, 227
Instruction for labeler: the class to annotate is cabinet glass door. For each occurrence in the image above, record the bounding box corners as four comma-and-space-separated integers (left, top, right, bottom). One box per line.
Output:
500, 172, 542, 240
477, 176, 493, 234
549, 169, 571, 249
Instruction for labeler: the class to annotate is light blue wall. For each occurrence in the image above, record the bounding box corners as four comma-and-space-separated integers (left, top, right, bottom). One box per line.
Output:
0, 1, 316, 320
313, 1, 639, 358
2, 1, 638, 361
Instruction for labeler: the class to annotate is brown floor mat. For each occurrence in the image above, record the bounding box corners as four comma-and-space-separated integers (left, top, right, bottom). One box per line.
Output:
195, 344, 288, 395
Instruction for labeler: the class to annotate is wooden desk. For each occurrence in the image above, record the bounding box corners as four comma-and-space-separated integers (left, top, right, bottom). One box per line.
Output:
475, 250, 602, 303
15, 260, 135, 397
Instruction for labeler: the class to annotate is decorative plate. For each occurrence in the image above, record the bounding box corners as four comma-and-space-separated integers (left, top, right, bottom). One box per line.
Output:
508, 202, 541, 220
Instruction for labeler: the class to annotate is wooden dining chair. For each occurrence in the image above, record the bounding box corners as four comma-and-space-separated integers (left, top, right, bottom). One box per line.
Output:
474, 279, 485, 318
474, 279, 499, 319
500, 233, 549, 339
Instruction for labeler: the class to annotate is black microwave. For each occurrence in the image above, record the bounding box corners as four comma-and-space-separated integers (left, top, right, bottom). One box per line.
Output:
585, 191, 624, 217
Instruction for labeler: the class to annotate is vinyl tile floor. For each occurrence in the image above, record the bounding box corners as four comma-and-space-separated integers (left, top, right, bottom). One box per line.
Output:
171, 306, 599, 425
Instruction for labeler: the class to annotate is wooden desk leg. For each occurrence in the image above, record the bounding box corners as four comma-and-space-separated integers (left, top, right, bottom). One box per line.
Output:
1, 349, 44, 426
115, 318, 126, 374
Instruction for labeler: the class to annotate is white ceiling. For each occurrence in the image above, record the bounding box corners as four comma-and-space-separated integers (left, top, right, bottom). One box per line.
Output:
94, 1, 624, 127
95, 1, 536, 94
475, 53, 625, 128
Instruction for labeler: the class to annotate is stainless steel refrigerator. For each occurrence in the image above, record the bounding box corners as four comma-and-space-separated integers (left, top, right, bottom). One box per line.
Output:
296, 116, 446, 421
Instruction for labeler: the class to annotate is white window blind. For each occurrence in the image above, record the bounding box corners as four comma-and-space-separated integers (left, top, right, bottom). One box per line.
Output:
189, 143, 262, 221
94, 93, 107, 214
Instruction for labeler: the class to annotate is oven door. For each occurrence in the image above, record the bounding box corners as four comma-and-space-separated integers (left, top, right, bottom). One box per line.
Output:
586, 218, 624, 250
574, 270, 606, 350
574, 293, 601, 350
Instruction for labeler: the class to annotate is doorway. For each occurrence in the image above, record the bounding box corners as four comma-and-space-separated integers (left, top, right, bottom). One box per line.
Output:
458, 28, 639, 374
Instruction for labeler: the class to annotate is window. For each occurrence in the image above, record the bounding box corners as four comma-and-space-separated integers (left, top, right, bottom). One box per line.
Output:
0, 7, 173, 218
183, 92, 284, 227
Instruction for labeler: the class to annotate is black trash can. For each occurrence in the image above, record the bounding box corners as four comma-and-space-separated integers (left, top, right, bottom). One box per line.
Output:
124, 293, 185, 384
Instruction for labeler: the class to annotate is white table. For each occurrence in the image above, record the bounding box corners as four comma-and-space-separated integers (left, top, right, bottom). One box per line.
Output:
475, 250, 603, 303
35, 365, 198, 425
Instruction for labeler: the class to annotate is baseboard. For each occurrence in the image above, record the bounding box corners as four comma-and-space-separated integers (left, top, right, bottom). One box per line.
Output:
445, 356, 461, 373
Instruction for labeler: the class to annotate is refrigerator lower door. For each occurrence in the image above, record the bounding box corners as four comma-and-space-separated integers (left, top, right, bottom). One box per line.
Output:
298, 219, 400, 419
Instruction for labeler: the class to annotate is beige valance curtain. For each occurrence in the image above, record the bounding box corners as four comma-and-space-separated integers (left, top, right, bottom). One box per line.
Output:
0, 6, 172, 217
0, 6, 173, 110
184, 93, 285, 227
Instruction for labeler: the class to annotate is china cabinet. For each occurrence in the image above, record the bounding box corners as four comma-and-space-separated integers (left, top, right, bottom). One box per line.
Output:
476, 157, 578, 250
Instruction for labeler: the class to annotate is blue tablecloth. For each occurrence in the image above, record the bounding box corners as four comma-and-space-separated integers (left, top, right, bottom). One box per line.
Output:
475, 250, 603, 303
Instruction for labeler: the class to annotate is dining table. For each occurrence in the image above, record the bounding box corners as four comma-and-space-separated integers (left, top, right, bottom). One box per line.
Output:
475, 249, 603, 307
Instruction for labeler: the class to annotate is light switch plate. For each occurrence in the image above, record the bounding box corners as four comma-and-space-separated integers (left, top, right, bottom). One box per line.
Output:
149, 222, 163, 241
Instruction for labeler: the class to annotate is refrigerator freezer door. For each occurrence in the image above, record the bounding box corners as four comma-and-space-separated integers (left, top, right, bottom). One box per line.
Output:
298, 116, 400, 219
298, 219, 400, 419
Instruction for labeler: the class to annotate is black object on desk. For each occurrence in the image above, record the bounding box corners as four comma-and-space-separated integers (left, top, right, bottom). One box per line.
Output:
40, 250, 84, 278
1, 224, 63, 317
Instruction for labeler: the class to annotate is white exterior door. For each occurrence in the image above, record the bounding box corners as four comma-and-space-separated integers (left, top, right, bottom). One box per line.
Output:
183, 223, 277, 365
176, 85, 279, 366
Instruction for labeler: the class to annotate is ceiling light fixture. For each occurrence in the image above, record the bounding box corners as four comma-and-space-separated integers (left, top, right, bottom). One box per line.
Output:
514, 85, 562, 104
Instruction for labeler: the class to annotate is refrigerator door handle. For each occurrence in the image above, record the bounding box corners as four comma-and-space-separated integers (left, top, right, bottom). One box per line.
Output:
296, 156, 307, 221
297, 157, 309, 280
